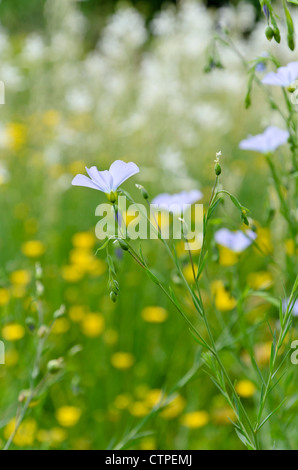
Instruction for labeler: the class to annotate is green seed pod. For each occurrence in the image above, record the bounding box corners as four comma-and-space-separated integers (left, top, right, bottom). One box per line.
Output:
215, 163, 222, 176
265, 26, 274, 41
287, 34, 295, 51
110, 291, 117, 303
109, 279, 119, 294
273, 28, 281, 43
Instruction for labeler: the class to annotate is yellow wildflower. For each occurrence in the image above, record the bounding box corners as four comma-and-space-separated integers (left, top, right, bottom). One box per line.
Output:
236, 380, 256, 398
81, 313, 104, 337
180, 410, 209, 429
21, 240, 45, 258
160, 395, 186, 419
114, 394, 132, 410
55, 406, 81, 427
218, 246, 239, 266
0, 288, 10, 306
2, 323, 25, 341
141, 306, 168, 323
140, 437, 157, 450
6, 122, 27, 151
5, 349, 19, 366
10, 270, 31, 286
61, 265, 84, 283
212, 407, 236, 425
68, 305, 86, 322
246, 271, 273, 290
111, 352, 135, 370
211, 281, 237, 311
4, 418, 37, 446
51, 318, 70, 335
72, 232, 96, 249
129, 401, 149, 417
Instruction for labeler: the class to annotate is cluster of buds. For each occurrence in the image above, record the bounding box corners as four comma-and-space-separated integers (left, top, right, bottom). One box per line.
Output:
109, 278, 119, 303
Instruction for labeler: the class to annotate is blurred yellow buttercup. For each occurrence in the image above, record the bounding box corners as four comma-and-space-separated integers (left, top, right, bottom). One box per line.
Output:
81, 313, 104, 337
111, 352, 135, 370
180, 410, 209, 429
236, 380, 256, 398
21, 240, 45, 258
141, 306, 168, 323
2, 323, 25, 341
55, 406, 82, 427
0, 288, 10, 306
211, 281, 237, 311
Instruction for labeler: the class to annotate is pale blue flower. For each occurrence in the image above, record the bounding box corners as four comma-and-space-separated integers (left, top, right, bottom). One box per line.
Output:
283, 298, 298, 317
215, 228, 257, 252
151, 190, 203, 214
72, 160, 139, 194
239, 126, 289, 153
262, 61, 298, 87
256, 52, 269, 73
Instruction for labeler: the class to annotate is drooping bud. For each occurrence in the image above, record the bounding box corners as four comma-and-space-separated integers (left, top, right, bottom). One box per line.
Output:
241, 209, 249, 226
110, 291, 117, 303
273, 27, 281, 43
265, 26, 274, 41
109, 279, 119, 294
135, 184, 149, 200
117, 238, 129, 251
285, 3, 295, 51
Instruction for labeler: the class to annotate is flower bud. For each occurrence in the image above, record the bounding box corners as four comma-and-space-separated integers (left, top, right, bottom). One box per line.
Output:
47, 358, 64, 374
215, 163, 222, 176
241, 209, 249, 226
107, 191, 118, 203
109, 279, 119, 294
117, 238, 129, 251
273, 28, 281, 43
287, 34, 295, 52
135, 184, 149, 200
265, 26, 274, 41
110, 291, 117, 303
